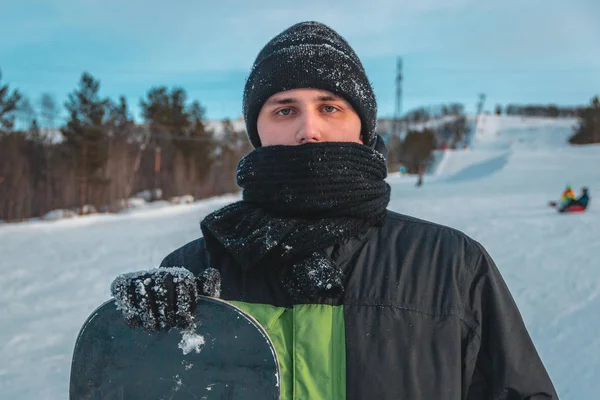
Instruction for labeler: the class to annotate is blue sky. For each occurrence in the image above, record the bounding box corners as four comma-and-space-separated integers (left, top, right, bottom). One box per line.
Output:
2, 0, 600, 123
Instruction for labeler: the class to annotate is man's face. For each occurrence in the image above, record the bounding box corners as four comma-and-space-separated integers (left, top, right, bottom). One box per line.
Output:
256, 88, 362, 146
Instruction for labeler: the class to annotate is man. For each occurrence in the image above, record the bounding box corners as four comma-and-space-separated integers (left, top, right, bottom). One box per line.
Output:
576, 187, 590, 208
112, 21, 558, 399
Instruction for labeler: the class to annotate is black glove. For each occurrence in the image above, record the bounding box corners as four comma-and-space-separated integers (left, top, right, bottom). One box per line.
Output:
110, 267, 221, 332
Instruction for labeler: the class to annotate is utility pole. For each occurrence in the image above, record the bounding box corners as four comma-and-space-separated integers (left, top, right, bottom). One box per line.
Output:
394, 57, 403, 136
476, 93, 486, 126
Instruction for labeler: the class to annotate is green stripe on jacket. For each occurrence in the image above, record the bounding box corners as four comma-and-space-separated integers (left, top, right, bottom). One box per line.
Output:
231, 302, 346, 400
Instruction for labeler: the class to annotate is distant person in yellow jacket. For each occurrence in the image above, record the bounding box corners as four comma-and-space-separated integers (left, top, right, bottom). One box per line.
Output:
560, 184, 575, 207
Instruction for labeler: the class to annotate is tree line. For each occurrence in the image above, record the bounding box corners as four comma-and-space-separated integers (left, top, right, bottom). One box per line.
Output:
2, 68, 598, 221
0, 70, 251, 222
497, 104, 584, 118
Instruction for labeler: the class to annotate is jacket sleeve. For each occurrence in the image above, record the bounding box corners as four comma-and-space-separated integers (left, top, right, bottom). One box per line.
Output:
158, 238, 209, 276
465, 243, 559, 399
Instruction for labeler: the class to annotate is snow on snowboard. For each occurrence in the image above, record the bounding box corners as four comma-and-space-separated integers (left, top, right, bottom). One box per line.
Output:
69, 295, 280, 399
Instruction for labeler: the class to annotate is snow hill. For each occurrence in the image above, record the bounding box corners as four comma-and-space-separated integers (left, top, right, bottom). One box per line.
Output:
1, 115, 599, 399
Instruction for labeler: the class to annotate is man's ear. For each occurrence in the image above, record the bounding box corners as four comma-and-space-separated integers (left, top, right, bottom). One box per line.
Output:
371, 134, 388, 161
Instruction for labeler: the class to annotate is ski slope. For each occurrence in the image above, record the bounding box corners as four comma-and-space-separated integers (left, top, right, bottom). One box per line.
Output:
1, 115, 599, 399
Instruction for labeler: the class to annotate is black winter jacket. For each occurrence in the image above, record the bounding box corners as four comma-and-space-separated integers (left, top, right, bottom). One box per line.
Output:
160, 210, 558, 399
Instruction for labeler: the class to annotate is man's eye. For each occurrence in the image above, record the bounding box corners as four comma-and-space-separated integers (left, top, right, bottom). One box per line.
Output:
276, 108, 292, 116
323, 105, 337, 113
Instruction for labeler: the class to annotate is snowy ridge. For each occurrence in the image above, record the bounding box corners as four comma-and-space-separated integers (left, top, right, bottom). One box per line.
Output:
429, 115, 581, 183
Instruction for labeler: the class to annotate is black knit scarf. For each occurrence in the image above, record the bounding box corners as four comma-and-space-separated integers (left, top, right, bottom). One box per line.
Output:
200, 142, 390, 300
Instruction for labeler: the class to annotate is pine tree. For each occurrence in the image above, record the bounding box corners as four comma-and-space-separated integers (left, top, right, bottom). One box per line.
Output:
140, 87, 214, 197
61, 72, 109, 210
401, 128, 437, 173
0, 69, 22, 132
186, 100, 213, 181
106, 96, 135, 139
569, 96, 600, 145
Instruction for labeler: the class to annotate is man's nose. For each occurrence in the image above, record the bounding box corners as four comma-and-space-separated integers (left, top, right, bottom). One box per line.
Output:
295, 111, 322, 144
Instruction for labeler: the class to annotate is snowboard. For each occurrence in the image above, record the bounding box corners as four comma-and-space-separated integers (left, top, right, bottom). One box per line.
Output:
69, 295, 280, 400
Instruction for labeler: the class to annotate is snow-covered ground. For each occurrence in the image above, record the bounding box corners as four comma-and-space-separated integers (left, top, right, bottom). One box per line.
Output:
1, 115, 599, 399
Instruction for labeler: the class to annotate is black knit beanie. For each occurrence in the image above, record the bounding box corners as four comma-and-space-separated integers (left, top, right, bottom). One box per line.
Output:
243, 21, 378, 148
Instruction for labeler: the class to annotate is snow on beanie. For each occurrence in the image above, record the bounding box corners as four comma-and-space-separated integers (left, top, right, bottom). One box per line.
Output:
242, 21, 378, 148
